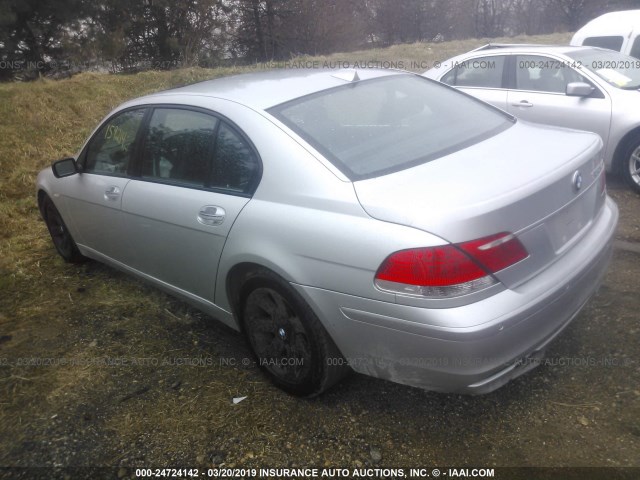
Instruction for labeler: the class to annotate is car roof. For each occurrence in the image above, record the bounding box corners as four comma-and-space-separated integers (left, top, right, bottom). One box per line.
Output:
141, 68, 404, 111
468, 43, 600, 56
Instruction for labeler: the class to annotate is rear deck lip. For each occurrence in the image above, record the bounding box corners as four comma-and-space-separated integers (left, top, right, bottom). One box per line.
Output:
352, 121, 603, 247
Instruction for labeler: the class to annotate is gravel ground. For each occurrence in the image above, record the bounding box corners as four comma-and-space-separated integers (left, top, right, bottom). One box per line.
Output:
0, 177, 638, 480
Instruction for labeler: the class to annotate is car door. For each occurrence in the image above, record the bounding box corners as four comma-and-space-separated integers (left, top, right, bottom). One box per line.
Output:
507, 55, 612, 146
120, 107, 261, 302
60, 107, 147, 261
440, 54, 509, 110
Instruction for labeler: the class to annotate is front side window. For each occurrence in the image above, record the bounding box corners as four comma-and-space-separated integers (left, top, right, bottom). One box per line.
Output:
583, 36, 624, 52
441, 55, 506, 88
141, 108, 218, 187
84, 109, 146, 175
516, 55, 587, 93
269, 74, 513, 180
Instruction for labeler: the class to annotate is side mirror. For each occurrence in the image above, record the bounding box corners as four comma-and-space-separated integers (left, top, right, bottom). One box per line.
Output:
566, 82, 595, 97
52, 158, 79, 178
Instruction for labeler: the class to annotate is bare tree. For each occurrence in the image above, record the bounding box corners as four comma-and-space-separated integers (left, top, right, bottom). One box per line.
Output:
473, 0, 517, 37
543, 0, 601, 30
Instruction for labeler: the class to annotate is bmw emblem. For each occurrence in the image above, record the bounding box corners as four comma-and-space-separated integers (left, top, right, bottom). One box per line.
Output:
572, 171, 583, 191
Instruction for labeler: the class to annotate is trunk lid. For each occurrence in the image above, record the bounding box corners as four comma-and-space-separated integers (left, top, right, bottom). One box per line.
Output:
354, 121, 606, 288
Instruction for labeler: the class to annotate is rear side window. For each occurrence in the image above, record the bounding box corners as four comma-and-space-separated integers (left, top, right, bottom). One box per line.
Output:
139, 107, 260, 194
141, 108, 218, 187
583, 36, 624, 52
269, 75, 513, 180
441, 56, 506, 88
211, 123, 260, 193
84, 109, 146, 175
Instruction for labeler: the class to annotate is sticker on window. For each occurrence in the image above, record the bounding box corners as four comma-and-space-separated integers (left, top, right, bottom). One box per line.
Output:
596, 68, 632, 87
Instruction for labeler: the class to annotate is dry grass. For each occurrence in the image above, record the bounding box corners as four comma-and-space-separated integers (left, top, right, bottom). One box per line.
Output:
0, 67, 247, 201
298, 32, 572, 71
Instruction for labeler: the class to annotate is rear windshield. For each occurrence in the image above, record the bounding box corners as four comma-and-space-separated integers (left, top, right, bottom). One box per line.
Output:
268, 74, 513, 180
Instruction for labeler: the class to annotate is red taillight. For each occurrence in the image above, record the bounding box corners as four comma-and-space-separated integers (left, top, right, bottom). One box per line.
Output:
458, 233, 528, 274
376, 246, 487, 287
375, 233, 528, 298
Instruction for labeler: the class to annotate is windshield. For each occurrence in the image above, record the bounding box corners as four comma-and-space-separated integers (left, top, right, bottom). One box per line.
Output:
268, 75, 513, 180
566, 49, 640, 90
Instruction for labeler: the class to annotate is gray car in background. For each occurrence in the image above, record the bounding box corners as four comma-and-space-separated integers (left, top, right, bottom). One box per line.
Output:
37, 69, 618, 396
424, 44, 640, 193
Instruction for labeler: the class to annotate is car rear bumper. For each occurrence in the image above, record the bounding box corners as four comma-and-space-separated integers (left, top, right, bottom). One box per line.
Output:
293, 196, 618, 393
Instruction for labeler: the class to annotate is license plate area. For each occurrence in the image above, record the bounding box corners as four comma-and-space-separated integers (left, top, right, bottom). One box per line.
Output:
546, 194, 594, 253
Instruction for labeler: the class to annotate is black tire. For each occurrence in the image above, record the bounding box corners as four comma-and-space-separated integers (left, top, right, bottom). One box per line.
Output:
240, 270, 349, 396
41, 195, 85, 263
621, 137, 640, 194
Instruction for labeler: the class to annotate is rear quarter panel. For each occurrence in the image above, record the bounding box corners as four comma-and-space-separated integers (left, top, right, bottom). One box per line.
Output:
204, 102, 447, 312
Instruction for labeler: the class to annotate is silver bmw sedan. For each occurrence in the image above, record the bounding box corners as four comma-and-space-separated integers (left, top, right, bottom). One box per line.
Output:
36, 68, 618, 396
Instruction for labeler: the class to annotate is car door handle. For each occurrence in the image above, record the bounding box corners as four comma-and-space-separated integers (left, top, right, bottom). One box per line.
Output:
511, 100, 533, 108
104, 186, 121, 200
198, 206, 225, 226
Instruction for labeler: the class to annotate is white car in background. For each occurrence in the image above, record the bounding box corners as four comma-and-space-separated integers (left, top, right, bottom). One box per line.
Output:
571, 10, 640, 59
424, 44, 640, 193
